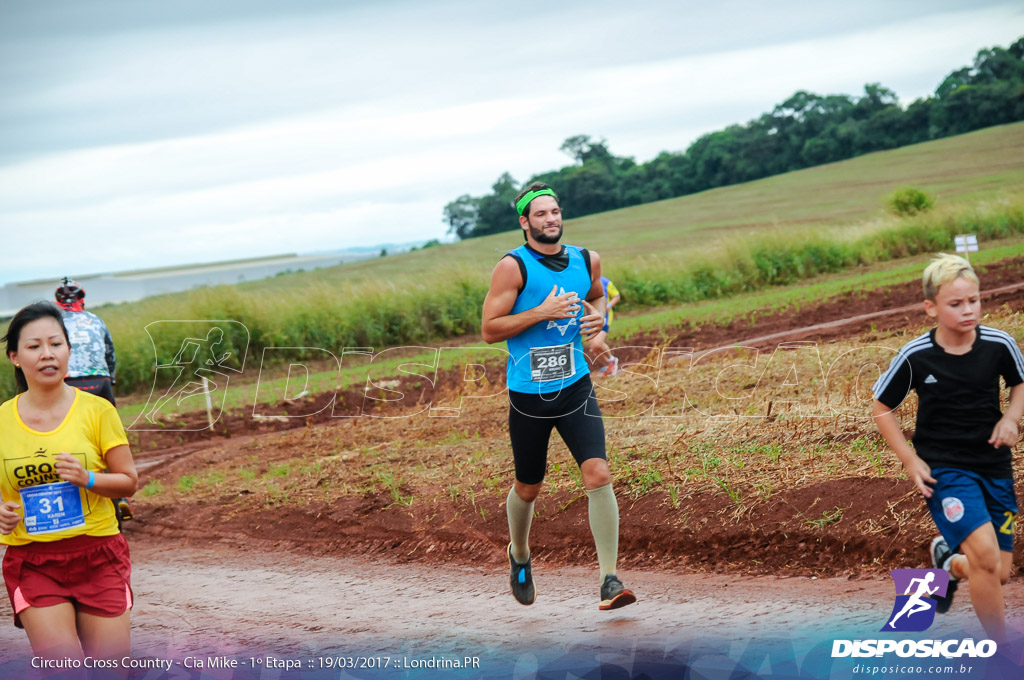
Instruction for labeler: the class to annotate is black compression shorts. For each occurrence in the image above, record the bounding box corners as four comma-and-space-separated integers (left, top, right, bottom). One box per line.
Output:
508, 375, 605, 485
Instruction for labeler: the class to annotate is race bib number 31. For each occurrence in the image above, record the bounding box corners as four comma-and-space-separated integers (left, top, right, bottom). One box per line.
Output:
20, 482, 86, 535
530, 344, 575, 382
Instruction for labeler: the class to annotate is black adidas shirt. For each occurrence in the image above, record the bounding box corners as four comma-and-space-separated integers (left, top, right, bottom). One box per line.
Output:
873, 325, 1024, 478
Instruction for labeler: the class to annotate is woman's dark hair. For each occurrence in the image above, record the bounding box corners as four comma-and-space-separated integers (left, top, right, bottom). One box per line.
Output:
2, 301, 70, 393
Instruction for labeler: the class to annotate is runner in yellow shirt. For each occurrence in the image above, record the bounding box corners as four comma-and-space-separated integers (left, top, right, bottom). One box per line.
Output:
586, 276, 621, 376
1, 302, 138, 671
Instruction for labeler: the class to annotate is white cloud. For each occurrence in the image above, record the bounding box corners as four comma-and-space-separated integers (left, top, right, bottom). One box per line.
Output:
1, 1, 1022, 284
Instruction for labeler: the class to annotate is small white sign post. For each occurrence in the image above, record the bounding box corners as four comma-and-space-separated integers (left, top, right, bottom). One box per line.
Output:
954, 234, 978, 261
202, 377, 215, 429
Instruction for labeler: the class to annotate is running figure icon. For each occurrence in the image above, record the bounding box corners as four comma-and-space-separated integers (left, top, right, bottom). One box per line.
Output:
144, 328, 232, 425
888, 572, 939, 628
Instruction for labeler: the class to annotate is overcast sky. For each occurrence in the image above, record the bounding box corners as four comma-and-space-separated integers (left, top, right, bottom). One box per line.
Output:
1, 0, 1022, 286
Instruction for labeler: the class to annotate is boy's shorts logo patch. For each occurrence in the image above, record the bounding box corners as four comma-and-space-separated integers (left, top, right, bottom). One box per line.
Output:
942, 497, 965, 523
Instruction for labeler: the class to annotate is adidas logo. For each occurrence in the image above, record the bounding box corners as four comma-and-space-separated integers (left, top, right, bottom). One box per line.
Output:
924, 375, 938, 384
546, 318, 577, 336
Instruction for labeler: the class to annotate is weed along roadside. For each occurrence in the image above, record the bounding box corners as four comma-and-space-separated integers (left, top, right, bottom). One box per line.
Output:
4, 122, 1022, 402
121, 265, 1024, 578
82, 196, 1024, 401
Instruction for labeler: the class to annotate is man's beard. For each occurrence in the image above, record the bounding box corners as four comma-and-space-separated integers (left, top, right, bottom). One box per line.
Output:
529, 221, 562, 244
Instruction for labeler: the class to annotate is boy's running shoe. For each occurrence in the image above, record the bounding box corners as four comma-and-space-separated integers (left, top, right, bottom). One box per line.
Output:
599, 574, 636, 610
508, 543, 536, 605
930, 536, 959, 614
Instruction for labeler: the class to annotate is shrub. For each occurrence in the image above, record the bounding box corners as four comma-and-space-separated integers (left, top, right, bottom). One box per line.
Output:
3, 197, 1021, 402
886, 187, 936, 216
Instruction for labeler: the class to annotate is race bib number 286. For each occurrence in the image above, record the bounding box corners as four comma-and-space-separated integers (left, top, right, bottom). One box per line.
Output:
530, 344, 575, 382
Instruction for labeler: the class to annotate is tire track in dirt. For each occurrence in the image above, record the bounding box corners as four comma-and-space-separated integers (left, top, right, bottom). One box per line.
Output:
128, 256, 1024, 451
703, 280, 1024, 353
119, 257, 1024, 578
2, 259, 1023, 678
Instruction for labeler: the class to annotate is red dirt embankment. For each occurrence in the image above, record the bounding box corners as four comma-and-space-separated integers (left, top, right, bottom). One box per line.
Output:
125, 257, 1024, 578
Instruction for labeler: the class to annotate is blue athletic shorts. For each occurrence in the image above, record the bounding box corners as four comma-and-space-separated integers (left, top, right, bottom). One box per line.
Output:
925, 468, 1017, 553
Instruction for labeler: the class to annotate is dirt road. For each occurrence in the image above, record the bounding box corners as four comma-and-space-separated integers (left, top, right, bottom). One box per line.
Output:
3, 534, 1024, 679
2, 259, 1023, 679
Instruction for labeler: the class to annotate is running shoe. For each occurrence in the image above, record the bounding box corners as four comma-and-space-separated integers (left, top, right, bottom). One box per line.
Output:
599, 574, 636, 610
607, 356, 619, 377
508, 543, 536, 605
930, 536, 959, 614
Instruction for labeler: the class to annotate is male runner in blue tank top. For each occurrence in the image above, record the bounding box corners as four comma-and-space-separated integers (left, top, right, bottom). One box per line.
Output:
481, 182, 636, 610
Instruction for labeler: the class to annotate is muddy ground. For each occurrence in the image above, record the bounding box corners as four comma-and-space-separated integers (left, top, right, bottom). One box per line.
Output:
1, 258, 1024, 678
4, 536, 1024, 678
121, 256, 1024, 577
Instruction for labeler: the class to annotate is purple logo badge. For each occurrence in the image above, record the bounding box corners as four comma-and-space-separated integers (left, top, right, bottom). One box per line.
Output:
881, 568, 949, 632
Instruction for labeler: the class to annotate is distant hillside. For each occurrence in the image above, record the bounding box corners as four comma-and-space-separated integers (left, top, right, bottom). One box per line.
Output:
4, 122, 1022, 400
0, 242, 434, 317
445, 36, 1024, 239
253, 121, 1024, 288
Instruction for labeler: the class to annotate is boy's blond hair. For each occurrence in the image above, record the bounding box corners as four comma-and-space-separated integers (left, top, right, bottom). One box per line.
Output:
922, 253, 979, 301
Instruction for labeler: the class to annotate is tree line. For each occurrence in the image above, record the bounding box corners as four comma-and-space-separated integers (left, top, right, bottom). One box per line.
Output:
444, 36, 1024, 240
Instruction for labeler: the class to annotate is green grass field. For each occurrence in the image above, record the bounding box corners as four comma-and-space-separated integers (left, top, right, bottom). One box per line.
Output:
3, 122, 1023, 400
110, 236, 1024, 421
252, 121, 1024, 283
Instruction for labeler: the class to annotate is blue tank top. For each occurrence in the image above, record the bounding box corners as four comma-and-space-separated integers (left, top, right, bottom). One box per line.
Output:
505, 245, 591, 394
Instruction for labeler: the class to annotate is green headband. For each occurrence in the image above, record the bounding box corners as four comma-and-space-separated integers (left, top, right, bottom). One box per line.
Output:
516, 188, 557, 216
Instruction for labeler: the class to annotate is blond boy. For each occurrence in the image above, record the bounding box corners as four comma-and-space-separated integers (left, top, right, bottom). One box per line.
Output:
872, 254, 1024, 642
